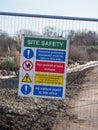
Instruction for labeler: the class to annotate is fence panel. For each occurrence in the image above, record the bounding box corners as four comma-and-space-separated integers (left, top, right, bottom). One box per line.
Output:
0, 12, 98, 130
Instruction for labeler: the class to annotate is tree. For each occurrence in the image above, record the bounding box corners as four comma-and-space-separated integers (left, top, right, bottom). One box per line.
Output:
0, 30, 17, 56
15, 29, 40, 46
68, 30, 98, 46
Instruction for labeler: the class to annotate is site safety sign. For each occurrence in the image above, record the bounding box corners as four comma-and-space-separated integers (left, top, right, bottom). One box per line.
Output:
18, 36, 69, 99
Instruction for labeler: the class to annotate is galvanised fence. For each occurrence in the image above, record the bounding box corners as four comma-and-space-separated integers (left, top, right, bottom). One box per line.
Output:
0, 12, 98, 130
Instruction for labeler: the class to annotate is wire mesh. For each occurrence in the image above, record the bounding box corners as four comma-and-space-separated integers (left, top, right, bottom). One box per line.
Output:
0, 12, 98, 130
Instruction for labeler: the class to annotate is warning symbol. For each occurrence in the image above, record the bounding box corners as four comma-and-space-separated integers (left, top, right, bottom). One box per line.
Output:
22, 73, 32, 83
22, 60, 33, 71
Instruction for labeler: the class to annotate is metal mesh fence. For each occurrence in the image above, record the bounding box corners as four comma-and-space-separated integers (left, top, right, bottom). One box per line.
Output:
0, 12, 98, 130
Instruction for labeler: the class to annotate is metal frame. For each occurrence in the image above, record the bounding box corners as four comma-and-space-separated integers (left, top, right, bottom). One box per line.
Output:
0, 12, 98, 22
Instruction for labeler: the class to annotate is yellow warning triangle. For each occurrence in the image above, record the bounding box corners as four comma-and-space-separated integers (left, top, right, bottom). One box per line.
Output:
22, 73, 32, 83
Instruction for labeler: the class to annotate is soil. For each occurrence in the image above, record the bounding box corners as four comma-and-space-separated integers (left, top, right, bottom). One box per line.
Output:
0, 66, 96, 130
52, 66, 98, 130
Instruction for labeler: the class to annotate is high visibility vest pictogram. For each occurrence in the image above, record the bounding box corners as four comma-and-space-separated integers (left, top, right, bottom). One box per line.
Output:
22, 73, 32, 83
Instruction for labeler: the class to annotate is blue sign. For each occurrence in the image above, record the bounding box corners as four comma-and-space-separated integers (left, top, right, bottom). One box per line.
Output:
36, 49, 66, 62
21, 84, 31, 95
23, 48, 34, 59
34, 85, 63, 97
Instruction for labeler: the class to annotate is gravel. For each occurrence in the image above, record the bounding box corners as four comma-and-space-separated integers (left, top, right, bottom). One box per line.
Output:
0, 62, 97, 130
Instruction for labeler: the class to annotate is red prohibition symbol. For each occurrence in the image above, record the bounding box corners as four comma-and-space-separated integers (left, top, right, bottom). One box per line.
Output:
22, 60, 33, 71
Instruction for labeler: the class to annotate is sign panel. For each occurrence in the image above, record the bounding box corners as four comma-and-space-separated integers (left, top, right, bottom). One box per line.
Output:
18, 36, 69, 99
34, 73, 64, 86
24, 37, 67, 49
34, 85, 63, 97
35, 61, 65, 73
36, 49, 66, 62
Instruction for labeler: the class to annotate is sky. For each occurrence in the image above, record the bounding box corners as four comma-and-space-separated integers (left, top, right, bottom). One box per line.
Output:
0, 0, 98, 18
